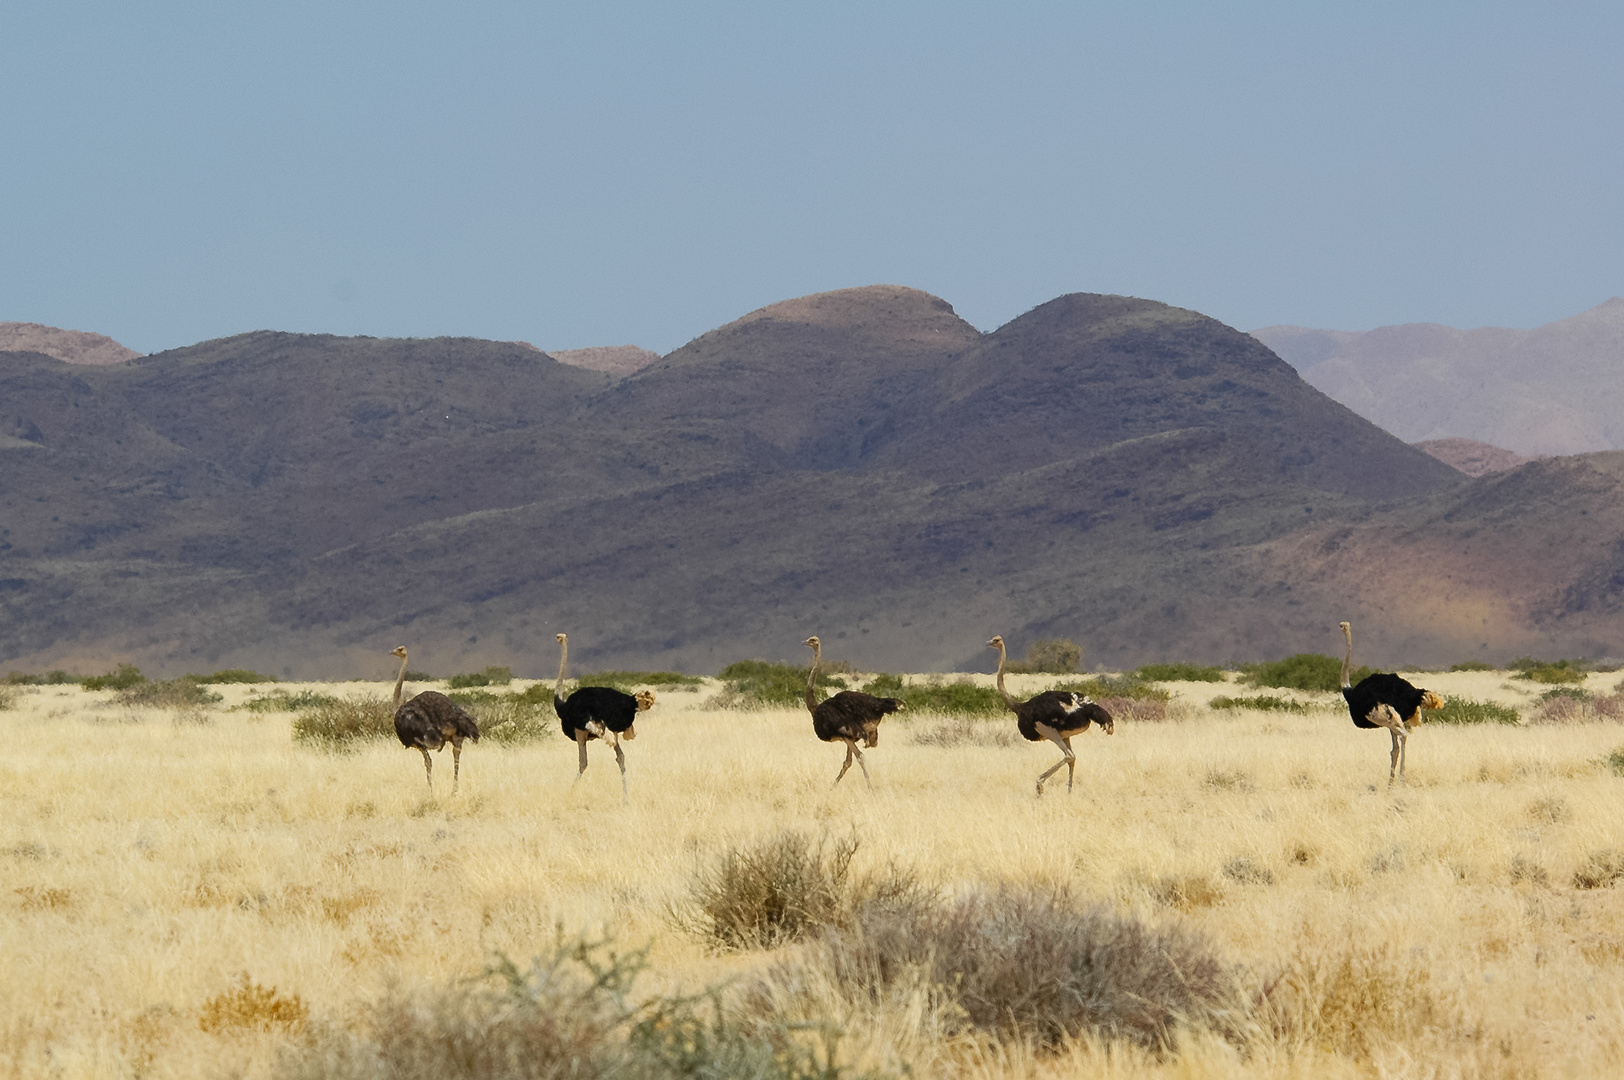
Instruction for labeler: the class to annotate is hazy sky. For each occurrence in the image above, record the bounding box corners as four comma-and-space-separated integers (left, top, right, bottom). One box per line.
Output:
4, 2, 1621, 355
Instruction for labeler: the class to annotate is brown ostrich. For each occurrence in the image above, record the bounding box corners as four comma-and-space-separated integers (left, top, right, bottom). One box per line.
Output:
988, 635, 1112, 795
389, 646, 480, 795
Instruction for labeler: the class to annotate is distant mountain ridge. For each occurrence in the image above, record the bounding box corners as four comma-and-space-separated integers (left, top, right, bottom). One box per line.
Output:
1253, 299, 1624, 456
2, 287, 1619, 677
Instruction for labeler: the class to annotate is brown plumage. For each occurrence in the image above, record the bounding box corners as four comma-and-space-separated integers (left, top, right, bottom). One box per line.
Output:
988, 635, 1112, 795
804, 636, 903, 790
390, 645, 480, 795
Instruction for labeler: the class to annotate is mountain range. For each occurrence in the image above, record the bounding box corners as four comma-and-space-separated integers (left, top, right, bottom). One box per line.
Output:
3, 288, 1621, 677
1253, 298, 1624, 457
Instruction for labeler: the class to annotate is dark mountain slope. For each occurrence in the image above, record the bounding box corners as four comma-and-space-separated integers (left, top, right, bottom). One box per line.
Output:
878, 294, 1462, 497
3, 290, 1618, 676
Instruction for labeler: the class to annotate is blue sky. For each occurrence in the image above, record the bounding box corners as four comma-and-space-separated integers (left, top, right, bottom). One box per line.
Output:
4, 2, 1621, 354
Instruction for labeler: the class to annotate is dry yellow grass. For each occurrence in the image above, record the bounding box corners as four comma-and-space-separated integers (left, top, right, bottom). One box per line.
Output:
4, 669, 1624, 1078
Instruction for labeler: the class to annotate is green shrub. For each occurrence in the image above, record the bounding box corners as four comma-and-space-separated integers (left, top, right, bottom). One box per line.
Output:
447, 690, 553, 745
243, 689, 340, 713
1209, 695, 1312, 713
1055, 675, 1170, 702
404, 669, 435, 681
1429, 697, 1520, 725
447, 665, 513, 689
1003, 638, 1084, 675
188, 668, 273, 684
715, 660, 847, 709
292, 694, 394, 748
1134, 662, 1225, 683
1607, 747, 1624, 777
81, 663, 146, 691
771, 884, 1240, 1054
1512, 658, 1587, 684
678, 830, 926, 952
1242, 654, 1369, 692
1448, 660, 1494, 672
860, 673, 1004, 717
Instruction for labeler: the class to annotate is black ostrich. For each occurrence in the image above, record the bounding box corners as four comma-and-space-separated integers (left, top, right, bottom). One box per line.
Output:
389, 646, 480, 795
803, 636, 904, 790
988, 635, 1113, 796
552, 633, 655, 796
1339, 621, 1446, 782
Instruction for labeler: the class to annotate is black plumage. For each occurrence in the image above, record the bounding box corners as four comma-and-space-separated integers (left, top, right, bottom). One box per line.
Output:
988, 635, 1114, 795
389, 647, 480, 794
1338, 622, 1444, 781
804, 636, 903, 789
552, 633, 655, 794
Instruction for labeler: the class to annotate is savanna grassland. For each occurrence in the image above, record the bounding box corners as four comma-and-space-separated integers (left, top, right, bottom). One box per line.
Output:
4, 668, 1624, 1079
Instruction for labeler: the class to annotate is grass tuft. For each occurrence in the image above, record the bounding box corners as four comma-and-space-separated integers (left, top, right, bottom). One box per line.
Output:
1003, 638, 1083, 675
861, 673, 1003, 717
1449, 660, 1494, 672
243, 689, 340, 713
81, 663, 146, 691
187, 669, 273, 684
1573, 850, 1624, 890
446, 690, 553, 745
678, 830, 926, 952
909, 716, 1019, 747
446, 665, 513, 689
1258, 939, 1462, 1058
1210, 694, 1312, 713
1512, 658, 1587, 684
582, 670, 705, 693
198, 974, 308, 1035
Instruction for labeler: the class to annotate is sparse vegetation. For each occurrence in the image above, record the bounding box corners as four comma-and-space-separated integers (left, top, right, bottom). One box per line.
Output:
291, 694, 395, 748
119, 677, 224, 710
447, 665, 513, 689
1428, 697, 1521, 725
188, 669, 273, 684
0, 684, 16, 710
909, 716, 1019, 747
279, 932, 879, 1080
1210, 695, 1313, 713
713, 660, 847, 709
1512, 657, 1587, 684
4, 669, 80, 685
1135, 661, 1225, 683
1573, 850, 1624, 890
583, 670, 706, 693
243, 688, 341, 713
198, 974, 307, 1034
1449, 660, 1494, 672
1242, 653, 1368, 692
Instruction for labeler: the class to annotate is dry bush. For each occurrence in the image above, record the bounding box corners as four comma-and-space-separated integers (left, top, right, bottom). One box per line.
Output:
291, 694, 395, 748
909, 717, 1018, 747
1257, 939, 1463, 1059
14, 886, 71, 910
768, 884, 1240, 1055
198, 973, 308, 1034
1095, 695, 1168, 722
678, 831, 927, 952
0, 684, 17, 710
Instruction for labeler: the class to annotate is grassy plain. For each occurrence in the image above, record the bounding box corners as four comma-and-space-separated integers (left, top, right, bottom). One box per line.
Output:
4, 669, 1624, 1078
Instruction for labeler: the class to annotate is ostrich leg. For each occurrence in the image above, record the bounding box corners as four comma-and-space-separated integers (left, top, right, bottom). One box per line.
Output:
612, 737, 628, 798
833, 741, 856, 786
452, 742, 463, 795
1035, 728, 1075, 795
576, 733, 590, 778
419, 748, 434, 792
852, 744, 872, 791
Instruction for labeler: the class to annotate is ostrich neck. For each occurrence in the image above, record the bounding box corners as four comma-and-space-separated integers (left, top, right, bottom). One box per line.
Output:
555, 639, 569, 700
393, 654, 407, 709
994, 643, 1017, 710
805, 645, 820, 714
1341, 627, 1353, 689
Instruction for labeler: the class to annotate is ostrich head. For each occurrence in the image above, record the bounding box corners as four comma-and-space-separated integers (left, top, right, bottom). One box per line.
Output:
986, 635, 1004, 651
391, 645, 407, 660
1420, 690, 1445, 710
634, 690, 656, 712
804, 635, 820, 651
556, 633, 567, 645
